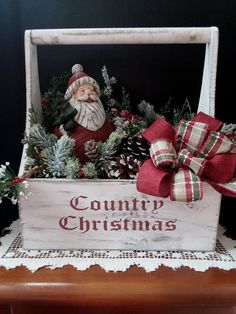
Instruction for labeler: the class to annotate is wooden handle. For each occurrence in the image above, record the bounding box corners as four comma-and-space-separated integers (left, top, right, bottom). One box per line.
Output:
29, 27, 217, 45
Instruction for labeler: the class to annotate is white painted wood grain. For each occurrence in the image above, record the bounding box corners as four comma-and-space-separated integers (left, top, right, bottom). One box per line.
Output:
19, 180, 221, 251
30, 27, 213, 45
19, 31, 42, 176
198, 27, 218, 116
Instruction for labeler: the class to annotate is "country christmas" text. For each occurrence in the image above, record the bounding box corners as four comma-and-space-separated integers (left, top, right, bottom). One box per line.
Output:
58, 195, 177, 233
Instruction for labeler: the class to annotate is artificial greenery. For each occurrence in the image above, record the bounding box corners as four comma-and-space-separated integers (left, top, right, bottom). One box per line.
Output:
29, 123, 57, 149
83, 162, 97, 178
42, 91, 77, 133
138, 100, 160, 125
114, 87, 131, 112
41, 72, 77, 133
22, 66, 195, 180
95, 131, 124, 176
3, 66, 236, 207
101, 65, 117, 99
23, 124, 79, 178
171, 97, 194, 127
158, 96, 194, 127
42, 135, 77, 178
24, 123, 57, 166
0, 162, 29, 205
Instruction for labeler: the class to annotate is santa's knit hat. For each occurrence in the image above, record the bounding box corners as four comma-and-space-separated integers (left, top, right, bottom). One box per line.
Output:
64, 64, 100, 100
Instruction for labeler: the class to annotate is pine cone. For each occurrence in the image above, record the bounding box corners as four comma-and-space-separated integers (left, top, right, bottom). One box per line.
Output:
119, 135, 149, 162
84, 140, 100, 161
106, 154, 141, 179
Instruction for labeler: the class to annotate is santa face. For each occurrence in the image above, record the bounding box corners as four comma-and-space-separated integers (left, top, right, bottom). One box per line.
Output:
69, 83, 106, 131
73, 83, 98, 101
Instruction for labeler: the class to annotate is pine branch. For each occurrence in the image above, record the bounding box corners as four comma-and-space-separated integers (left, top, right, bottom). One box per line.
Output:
50, 72, 71, 94
94, 132, 123, 176
30, 124, 57, 149
64, 157, 80, 179
99, 132, 123, 160
120, 87, 131, 111
138, 100, 160, 125
42, 135, 75, 177
113, 87, 132, 112
83, 162, 98, 178
28, 107, 40, 125
159, 96, 172, 118
172, 98, 194, 127
42, 91, 77, 133
101, 65, 117, 98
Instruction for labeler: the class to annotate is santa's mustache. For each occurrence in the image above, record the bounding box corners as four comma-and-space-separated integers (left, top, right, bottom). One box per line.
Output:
77, 93, 99, 101
69, 96, 106, 131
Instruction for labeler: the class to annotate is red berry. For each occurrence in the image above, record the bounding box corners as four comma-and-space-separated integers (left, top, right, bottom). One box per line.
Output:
41, 98, 49, 105
120, 110, 132, 120
12, 177, 25, 185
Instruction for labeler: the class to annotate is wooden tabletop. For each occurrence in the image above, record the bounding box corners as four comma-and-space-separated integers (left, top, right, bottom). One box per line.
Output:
0, 265, 236, 313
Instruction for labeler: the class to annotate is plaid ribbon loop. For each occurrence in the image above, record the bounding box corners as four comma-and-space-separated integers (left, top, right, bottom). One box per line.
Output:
137, 112, 236, 202
150, 139, 177, 168
170, 168, 203, 202
176, 121, 208, 154
177, 149, 206, 176
197, 131, 233, 158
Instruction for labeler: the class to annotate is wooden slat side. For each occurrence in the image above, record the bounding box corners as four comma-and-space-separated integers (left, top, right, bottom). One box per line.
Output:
19, 180, 221, 251
197, 27, 219, 116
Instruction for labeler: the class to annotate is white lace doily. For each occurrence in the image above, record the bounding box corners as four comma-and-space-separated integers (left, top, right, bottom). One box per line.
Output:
0, 220, 236, 272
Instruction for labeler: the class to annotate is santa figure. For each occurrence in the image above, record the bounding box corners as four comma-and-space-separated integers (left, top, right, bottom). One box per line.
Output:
60, 64, 112, 163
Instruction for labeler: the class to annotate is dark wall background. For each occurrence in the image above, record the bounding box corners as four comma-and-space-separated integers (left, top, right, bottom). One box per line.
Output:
0, 0, 235, 232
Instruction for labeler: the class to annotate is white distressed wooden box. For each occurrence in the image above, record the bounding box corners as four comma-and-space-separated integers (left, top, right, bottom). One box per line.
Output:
19, 27, 221, 251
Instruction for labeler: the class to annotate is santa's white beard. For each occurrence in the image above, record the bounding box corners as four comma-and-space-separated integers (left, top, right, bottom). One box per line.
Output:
69, 96, 106, 131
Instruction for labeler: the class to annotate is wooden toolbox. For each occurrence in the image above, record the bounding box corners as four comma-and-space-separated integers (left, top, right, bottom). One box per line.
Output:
19, 27, 221, 251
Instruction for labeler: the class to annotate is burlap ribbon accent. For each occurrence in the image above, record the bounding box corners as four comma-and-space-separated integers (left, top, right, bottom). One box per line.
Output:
137, 112, 236, 202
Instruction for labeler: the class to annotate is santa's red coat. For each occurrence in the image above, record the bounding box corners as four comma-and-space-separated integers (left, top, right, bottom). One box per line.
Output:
69, 118, 112, 163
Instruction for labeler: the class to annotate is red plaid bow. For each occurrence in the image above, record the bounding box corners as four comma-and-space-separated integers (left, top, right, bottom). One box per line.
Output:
137, 112, 236, 202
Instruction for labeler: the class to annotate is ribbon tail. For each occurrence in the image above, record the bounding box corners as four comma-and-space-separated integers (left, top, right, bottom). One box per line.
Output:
203, 154, 236, 183
207, 178, 236, 198
136, 159, 171, 198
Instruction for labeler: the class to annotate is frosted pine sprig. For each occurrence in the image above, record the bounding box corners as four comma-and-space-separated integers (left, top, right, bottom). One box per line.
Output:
81, 132, 124, 179
0, 162, 29, 205
99, 132, 123, 161
83, 162, 98, 178
64, 157, 80, 179
42, 135, 76, 177
30, 123, 57, 149
101, 65, 117, 97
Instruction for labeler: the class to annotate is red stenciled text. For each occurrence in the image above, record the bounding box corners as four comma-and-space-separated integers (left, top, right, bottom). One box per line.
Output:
58, 195, 177, 233
70, 195, 164, 214
59, 216, 177, 233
